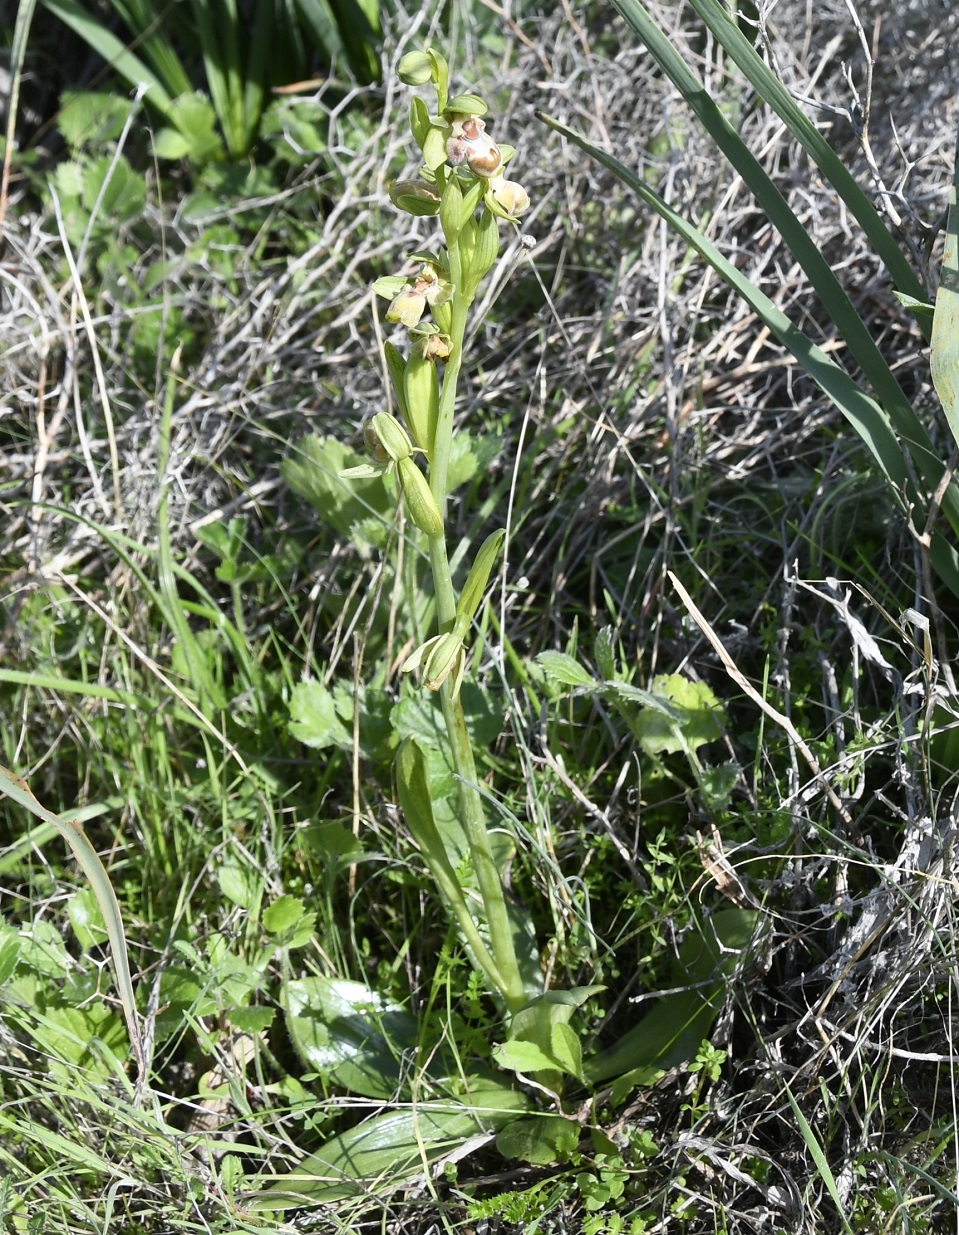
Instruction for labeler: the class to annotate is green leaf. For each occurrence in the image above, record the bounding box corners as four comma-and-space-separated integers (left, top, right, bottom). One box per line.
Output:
80, 154, 146, 226
250, 1078, 528, 1206
285, 977, 417, 1099
593, 626, 616, 681
283, 434, 393, 557
493, 1038, 560, 1075
227, 1006, 275, 1033
550, 1022, 584, 1082
153, 92, 222, 164
932, 126, 959, 449
216, 856, 261, 911
584, 909, 756, 1091
536, 651, 595, 687
500, 985, 602, 1086
66, 887, 107, 950
456, 529, 505, 623
57, 90, 130, 148
495, 1114, 580, 1165
288, 679, 352, 750
632, 674, 724, 756
263, 896, 314, 947
395, 738, 504, 997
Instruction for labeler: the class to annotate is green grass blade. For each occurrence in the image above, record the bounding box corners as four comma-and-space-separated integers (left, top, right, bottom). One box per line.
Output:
677, 0, 929, 314
41, 0, 175, 122
536, 111, 959, 597
783, 1081, 856, 1234
538, 113, 906, 497
294, 0, 348, 63
102, 0, 193, 97
931, 126, 959, 446
606, 0, 926, 449
190, 0, 254, 157
1, 0, 38, 230
0, 766, 146, 1087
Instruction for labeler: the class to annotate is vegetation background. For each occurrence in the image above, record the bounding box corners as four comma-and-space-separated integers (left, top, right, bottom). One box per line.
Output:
2, 0, 959, 1231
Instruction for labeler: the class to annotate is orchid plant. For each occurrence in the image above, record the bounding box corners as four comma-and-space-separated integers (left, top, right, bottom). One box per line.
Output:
345, 48, 536, 1020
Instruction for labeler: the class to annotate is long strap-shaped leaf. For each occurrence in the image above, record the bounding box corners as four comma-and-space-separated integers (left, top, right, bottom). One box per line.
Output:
680, 0, 929, 314
605, 0, 959, 537
0, 766, 146, 1089
536, 112, 959, 595
931, 127, 959, 448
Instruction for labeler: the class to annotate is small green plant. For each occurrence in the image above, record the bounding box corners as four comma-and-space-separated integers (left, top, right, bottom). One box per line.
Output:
259, 47, 757, 1206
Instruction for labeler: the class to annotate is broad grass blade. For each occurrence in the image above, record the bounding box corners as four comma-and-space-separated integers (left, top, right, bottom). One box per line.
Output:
674, 0, 928, 314
537, 111, 959, 597
931, 127, 959, 447
0, 766, 146, 1087
41, 0, 176, 122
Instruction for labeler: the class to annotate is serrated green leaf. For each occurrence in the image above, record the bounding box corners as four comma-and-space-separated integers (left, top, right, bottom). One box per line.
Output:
535, 651, 595, 687
288, 679, 352, 750
262, 895, 308, 937
633, 673, 724, 756
57, 90, 130, 148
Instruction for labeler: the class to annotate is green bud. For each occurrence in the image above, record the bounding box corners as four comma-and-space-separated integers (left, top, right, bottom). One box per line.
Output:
440, 174, 466, 241
389, 178, 441, 216
457, 529, 506, 622
467, 208, 500, 284
398, 457, 443, 536
398, 51, 433, 85
403, 629, 467, 693
369, 411, 413, 463
403, 352, 439, 453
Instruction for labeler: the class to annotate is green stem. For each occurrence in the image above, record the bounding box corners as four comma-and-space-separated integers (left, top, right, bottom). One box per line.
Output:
425, 267, 527, 1017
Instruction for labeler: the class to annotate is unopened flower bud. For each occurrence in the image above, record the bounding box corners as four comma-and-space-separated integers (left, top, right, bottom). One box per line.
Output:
398, 51, 433, 85
366, 412, 413, 464
389, 179, 442, 216
486, 173, 530, 219
403, 627, 467, 694
397, 456, 443, 536
412, 330, 452, 362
